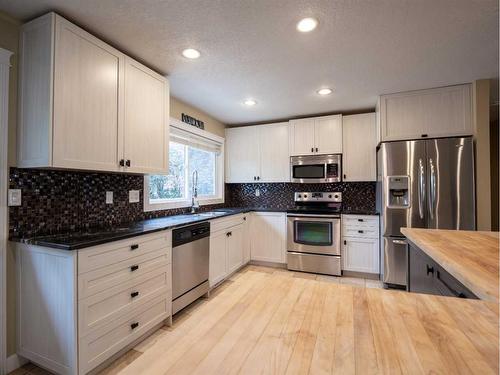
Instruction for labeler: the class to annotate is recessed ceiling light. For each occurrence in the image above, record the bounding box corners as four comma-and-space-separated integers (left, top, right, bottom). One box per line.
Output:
317, 88, 333, 96
244, 99, 257, 106
297, 17, 318, 32
182, 48, 201, 59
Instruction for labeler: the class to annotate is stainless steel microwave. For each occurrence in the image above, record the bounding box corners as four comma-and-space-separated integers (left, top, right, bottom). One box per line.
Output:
290, 154, 342, 183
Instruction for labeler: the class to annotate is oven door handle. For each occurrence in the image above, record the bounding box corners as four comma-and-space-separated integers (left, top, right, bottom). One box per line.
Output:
287, 214, 341, 219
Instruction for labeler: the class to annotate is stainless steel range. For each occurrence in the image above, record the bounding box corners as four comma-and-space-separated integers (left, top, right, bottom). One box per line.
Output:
286, 192, 342, 276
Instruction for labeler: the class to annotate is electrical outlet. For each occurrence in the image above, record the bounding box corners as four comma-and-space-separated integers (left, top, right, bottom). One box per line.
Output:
8, 189, 22, 206
129, 190, 140, 203
255, 187, 260, 197
106, 191, 113, 204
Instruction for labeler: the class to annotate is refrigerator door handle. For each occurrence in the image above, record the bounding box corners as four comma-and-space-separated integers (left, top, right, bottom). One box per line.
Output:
418, 158, 425, 219
428, 158, 436, 220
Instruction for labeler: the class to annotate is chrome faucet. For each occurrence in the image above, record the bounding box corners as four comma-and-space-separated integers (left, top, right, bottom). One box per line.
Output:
191, 170, 199, 213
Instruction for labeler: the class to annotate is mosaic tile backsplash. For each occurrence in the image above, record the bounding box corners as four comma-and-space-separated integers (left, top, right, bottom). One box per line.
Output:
9, 168, 376, 238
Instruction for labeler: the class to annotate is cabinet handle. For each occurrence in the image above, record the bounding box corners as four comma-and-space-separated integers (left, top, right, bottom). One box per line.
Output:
344, 240, 346, 245
253, 176, 256, 181
315, 147, 318, 152
357, 219, 364, 222
421, 134, 428, 138
358, 230, 364, 233
130, 244, 139, 250
226, 232, 232, 237
311, 147, 314, 152
243, 217, 246, 221
125, 159, 131, 167
257, 176, 260, 180
130, 322, 139, 330
426, 264, 434, 276
130, 264, 139, 272
343, 174, 346, 179
131, 291, 139, 298
119, 159, 125, 167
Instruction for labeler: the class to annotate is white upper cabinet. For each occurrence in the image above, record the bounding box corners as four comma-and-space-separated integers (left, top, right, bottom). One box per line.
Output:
225, 126, 260, 183
289, 115, 342, 156
17, 13, 169, 174
342, 113, 377, 181
378, 84, 473, 142
225, 122, 289, 183
123, 58, 169, 174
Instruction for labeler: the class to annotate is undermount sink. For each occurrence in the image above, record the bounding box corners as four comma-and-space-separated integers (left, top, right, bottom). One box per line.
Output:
196, 211, 228, 217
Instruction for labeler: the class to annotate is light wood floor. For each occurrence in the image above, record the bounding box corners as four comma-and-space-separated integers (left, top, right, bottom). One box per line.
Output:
12, 265, 498, 375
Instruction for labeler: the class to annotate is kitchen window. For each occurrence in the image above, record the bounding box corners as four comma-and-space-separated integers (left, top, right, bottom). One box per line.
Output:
144, 119, 224, 211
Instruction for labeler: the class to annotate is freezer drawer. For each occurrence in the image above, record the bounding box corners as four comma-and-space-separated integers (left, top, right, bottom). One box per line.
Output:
287, 252, 341, 276
383, 237, 408, 286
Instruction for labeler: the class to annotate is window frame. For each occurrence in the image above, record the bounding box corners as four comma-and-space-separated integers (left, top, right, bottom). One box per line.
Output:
144, 118, 225, 212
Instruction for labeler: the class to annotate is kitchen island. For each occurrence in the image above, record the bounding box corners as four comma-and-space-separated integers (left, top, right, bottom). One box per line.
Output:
402, 228, 499, 302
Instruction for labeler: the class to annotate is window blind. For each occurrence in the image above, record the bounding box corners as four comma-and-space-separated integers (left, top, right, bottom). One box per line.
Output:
170, 127, 222, 154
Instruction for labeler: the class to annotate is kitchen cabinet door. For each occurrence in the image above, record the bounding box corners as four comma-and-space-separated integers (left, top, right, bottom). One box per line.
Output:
250, 212, 286, 263
242, 214, 251, 264
259, 122, 290, 182
209, 230, 227, 287
379, 84, 472, 141
342, 237, 379, 274
342, 113, 377, 181
52, 16, 123, 171
226, 225, 244, 274
225, 126, 260, 182
289, 118, 315, 156
314, 115, 342, 154
123, 58, 169, 174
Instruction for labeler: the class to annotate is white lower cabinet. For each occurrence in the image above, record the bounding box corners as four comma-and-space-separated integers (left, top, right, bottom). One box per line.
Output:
15, 231, 172, 375
341, 215, 380, 275
209, 214, 248, 287
250, 212, 287, 264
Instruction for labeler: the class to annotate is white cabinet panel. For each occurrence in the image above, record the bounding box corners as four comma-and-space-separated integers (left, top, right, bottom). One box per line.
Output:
342, 238, 379, 274
227, 225, 244, 274
225, 123, 289, 183
242, 214, 251, 264
209, 230, 227, 287
379, 84, 472, 142
250, 212, 286, 263
289, 118, 315, 155
342, 113, 377, 181
123, 58, 169, 174
259, 122, 290, 182
52, 15, 123, 171
314, 115, 342, 154
225, 126, 260, 183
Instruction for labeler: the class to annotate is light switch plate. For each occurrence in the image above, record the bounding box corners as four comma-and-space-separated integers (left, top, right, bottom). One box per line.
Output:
106, 191, 113, 204
255, 188, 260, 197
8, 189, 22, 206
129, 190, 140, 203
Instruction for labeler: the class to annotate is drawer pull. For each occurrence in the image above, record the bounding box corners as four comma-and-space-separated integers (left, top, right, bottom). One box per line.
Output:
130, 291, 139, 298
357, 219, 364, 222
426, 264, 434, 276
226, 232, 232, 237
130, 244, 139, 250
358, 230, 364, 233
130, 265, 139, 272
130, 322, 139, 330
436, 270, 466, 298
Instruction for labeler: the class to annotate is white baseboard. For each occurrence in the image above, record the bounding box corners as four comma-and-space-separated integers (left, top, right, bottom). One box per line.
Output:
6, 353, 28, 373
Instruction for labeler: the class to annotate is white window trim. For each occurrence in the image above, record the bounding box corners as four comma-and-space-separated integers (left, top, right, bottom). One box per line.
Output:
144, 117, 225, 212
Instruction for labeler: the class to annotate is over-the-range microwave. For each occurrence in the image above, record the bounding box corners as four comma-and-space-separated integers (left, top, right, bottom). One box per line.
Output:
290, 154, 342, 183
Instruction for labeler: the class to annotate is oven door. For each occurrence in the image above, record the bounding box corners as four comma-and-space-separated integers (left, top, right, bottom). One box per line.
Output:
287, 215, 341, 255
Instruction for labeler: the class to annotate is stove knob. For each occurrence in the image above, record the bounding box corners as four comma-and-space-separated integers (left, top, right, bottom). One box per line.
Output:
304, 194, 308, 198
298, 194, 302, 198
328, 194, 332, 198
334, 194, 339, 198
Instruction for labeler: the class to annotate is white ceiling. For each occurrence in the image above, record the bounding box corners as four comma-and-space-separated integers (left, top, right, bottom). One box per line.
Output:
0, 0, 498, 124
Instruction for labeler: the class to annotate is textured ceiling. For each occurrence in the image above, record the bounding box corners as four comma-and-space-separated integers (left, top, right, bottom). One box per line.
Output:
0, 0, 498, 124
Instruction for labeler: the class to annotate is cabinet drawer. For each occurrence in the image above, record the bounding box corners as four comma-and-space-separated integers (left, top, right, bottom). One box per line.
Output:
79, 293, 169, 374
78, 231, 171, 274
342, 215, 378, 230
78, 248, 169, 299
79, 266, 170, 336
211, 214, 247, 233
343, 227, 378, 239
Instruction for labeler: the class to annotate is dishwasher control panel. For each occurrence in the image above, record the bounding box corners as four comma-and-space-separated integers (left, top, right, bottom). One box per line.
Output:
172, 221, 210, 247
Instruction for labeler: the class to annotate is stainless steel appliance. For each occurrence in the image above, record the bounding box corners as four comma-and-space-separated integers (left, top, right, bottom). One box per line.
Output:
287, 192, 342, 275
377, 136, 475, 288
172, 221, 210, 314
290, 154, 341, 183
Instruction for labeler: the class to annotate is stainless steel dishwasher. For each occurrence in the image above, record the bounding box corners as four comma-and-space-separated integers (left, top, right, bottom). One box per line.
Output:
172, 221, 210, 314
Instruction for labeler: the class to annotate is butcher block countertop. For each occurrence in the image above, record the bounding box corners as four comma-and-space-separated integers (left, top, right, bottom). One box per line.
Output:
401, 228, 499, 302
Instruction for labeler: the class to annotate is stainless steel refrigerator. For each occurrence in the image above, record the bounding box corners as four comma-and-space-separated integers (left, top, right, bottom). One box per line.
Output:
376, 136, 475, 288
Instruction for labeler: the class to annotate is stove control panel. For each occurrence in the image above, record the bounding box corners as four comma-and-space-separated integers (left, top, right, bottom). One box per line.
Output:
294, 192, 342, 202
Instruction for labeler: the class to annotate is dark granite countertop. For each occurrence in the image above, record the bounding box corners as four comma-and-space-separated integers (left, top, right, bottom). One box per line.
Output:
10, 206, 378, 250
